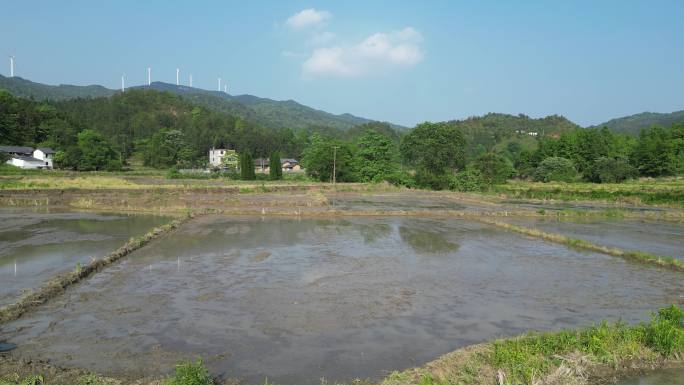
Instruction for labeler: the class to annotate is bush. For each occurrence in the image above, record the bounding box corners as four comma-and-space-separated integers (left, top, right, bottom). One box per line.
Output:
533, 157, 577, 182
104, 159, 123, 171
470, 152, 516, 185
449, 168, 485, 192
644, 305, 684, 356
165, 359, 213, 385
414, 169, 450, 190
384, 170, 415, 188
591, 156, 638, 183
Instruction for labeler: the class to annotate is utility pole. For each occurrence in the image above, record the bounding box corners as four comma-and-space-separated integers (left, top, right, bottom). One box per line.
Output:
332, 146, 339, 187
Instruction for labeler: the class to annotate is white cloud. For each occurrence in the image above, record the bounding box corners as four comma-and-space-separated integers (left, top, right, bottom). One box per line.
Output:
306, 31, 336, 46
286, 9, 331, 29
302, 27, 424, 78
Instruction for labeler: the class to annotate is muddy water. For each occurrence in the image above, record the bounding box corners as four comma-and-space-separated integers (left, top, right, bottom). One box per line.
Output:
3, 216, 683, 385
0, 209, 170, 306
618, 368, 684, 385
501, 217, 684, 260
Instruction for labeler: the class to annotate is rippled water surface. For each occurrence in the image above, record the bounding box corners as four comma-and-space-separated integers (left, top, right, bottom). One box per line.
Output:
0, 209, 170, 306
3, 215, 682, 384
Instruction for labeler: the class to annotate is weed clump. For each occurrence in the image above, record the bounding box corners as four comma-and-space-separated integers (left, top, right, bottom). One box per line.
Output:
165, 359, 213, 385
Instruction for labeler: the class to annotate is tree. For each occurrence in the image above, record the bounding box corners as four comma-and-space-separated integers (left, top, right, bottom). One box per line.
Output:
400, 122, 466, 174
239, 152, 256, 180
592, 156, 637, 183
269, 151, 282, 180
220, 150, 239, 172
632, 126, 677, 177
356, 129, 399, 182
533, 157, 577, 182
301, 133, 358, 182
143, 129, 192, 168
470, 152, 516, 185
74, 129, 120, 171
400, 122, 465, 189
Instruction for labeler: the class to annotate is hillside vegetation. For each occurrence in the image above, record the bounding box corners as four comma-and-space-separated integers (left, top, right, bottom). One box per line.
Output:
590, 110, 684, 136
0, 75, 396, 132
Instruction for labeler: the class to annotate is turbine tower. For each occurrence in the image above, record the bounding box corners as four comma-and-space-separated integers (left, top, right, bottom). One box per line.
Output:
176, 68, 179, 86
147, 67, 151, 86
189, 74, 193, 87
224, 84, 227, 93
121, 74, 125, 92
218, 77, 221, 92
9, 55, 15, 77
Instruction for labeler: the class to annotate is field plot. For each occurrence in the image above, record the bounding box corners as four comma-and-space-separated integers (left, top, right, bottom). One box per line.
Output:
500, 217, 684, 260
0, 209, 170, 306
2, 215, 682, 385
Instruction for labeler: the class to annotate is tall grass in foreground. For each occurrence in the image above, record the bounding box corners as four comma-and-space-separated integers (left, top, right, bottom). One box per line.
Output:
385, 305, 684, 385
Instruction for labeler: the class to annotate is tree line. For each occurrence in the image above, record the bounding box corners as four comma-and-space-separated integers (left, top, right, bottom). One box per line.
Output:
1, 88, 682, 187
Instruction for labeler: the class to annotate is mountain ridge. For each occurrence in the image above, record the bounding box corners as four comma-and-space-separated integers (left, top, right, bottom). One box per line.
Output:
0, 75, 402, 131
588, 110, 684, 135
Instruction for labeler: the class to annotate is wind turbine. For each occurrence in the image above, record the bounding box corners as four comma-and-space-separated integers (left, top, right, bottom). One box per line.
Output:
224, 84, 227, 93
9, 55, 15, 77
189, 74, 193, 87
218, 77, 221, 92
147, 67, 151, 86
176, 68, 179, 86
121, 74, 126, 92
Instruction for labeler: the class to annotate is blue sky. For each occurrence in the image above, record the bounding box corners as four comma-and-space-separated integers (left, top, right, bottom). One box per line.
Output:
2, 0, 683, 127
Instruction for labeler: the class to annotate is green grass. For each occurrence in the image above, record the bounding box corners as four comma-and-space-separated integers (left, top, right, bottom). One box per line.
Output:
489, 305, 684, 384
0, 375, 43, 385
381, 305, 684, 385
165, 359, 213, 385
493, 178, 684, 207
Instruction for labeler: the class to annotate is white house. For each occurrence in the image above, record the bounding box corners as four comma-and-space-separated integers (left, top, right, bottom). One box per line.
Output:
209, 148, 228, 167
33, 148, 55, 168
1, 146, 55, 169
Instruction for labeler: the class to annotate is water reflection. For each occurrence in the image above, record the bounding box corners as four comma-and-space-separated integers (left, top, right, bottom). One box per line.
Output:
398, 226, 459, 254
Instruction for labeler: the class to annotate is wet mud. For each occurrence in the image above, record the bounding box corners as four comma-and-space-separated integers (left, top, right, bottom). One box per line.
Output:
500, 217, 684, 260
0, 208, 170, 306
2, 215, 682, 385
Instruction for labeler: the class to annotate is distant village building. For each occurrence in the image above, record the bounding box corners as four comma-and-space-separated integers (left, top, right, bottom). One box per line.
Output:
0, 146, 55, 169
254, 158, 302, 173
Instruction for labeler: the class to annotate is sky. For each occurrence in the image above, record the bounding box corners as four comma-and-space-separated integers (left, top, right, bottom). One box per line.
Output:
2, 0, 683, 127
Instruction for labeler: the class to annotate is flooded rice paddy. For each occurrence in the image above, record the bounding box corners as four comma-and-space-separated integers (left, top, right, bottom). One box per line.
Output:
501, 217, 684, 260
2, 215, 682, 385
618, 368, 684, 385
0, 209, 170, 306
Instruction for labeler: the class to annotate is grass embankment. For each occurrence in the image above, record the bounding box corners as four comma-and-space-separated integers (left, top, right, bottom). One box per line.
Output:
492, 179, 684, 207
383, 305, 684, 385
0, 215, 192, 324
478, 218, 684, 272
2, 306, 682, 385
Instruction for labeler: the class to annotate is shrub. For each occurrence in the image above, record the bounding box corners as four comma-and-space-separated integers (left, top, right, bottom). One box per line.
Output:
470, 152, 516, 185
414, 169, 450, 190
591, 156, 638, 183
533, 157, 577, 182
449, 168, 485, 192
165, 359, 213, 385
644, 305, 684, 356
384, 170, 415, 188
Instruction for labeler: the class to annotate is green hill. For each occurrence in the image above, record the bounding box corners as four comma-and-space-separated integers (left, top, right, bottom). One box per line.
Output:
0, 75, 401, 131
0, 75, 115, 100
447, 113, 581, 158
590, 110, 684, 135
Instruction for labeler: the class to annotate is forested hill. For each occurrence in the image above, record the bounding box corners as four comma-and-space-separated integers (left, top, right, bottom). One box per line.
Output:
0, 75, 400, 131
136, 82, 401, 131
589, 110, 684, 136
0, 75, 115, 100
447, 113, 580, 158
